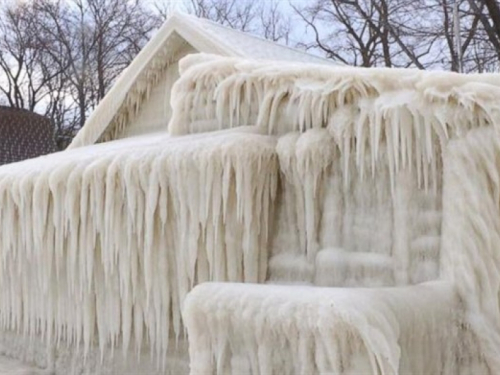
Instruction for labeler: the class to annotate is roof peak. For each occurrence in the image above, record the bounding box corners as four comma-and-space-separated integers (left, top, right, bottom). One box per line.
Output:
170, 12, 337, 65
69, 12, 339, 148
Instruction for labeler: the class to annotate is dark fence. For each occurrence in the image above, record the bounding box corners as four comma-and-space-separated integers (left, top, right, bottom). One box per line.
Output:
0, 106, 56, 166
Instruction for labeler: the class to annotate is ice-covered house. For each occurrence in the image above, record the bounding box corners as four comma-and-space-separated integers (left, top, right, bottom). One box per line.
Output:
70, 12, 335, 148
0, 13, 500, 375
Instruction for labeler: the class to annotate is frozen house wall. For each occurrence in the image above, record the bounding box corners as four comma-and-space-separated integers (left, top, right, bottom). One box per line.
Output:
441, 126, 500, 371
69, 12, 337, 149
121, 43, 198, 138
0, 128, 278, 373
0, 54, 500, 373
183, 124, 500, 375
97, 34, 199, 143
267, 131, 442, 287
68, 31, 201, 148
173, 55, 500, 374
168, 54, 498, 290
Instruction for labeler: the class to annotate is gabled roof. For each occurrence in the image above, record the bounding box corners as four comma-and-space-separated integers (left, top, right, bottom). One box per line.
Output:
69, 12, 338, 149
174, 13, 336, 65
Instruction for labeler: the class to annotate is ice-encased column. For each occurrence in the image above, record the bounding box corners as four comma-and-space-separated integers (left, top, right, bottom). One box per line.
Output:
441, 126, 500, 372
0, 130, 278, 364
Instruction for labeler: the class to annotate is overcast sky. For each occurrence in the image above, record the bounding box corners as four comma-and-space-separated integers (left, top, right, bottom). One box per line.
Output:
146, 0, 318, 52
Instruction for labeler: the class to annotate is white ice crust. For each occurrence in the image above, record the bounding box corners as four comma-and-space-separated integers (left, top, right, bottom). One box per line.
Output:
1, 54, 500, 373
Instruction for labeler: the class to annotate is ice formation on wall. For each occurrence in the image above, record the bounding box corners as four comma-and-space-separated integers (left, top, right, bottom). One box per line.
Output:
0, 129, 277, 367
69, 34, 192, 148
173, 55, 500, 374
441, 126, 500, 371
1, 53, 500, 374
168, 54, 500, 286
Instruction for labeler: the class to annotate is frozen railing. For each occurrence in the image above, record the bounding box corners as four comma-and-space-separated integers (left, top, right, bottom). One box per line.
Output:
184, 281, 484, 374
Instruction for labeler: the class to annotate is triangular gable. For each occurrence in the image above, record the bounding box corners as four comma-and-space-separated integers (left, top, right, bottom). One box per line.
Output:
185, 14, 336, 65
69, 12, 336, 149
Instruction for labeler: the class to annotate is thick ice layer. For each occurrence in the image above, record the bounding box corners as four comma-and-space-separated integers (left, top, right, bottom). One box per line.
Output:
169, 55, 500, 374
314, 249, 394, 287
167, 55, 491, 290
0, 129, 278, 365
442, 126, 500, 371
3, 53, 500, 374
170, 54, 500, 190
0, 332, 189, 374
269, 128, 442, 287
184, 282, 487, 375
69, 30, 192, 148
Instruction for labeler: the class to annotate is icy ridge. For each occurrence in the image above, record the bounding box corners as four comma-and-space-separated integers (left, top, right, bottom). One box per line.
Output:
170, 54, 500, 191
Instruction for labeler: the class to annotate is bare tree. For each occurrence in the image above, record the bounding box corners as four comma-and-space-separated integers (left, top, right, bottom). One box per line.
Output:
259, 1, 291, 44
87, 0, 160, 100
0, 0, 161, 149
475, 0, 500, 48
292, 0, 500, 71
0, 3, 62, 111
189, 0, 258, 32
188, 0, 291, 45
465, 0, 500, 68
292, 0, 442, 68
32, 0, 160, 129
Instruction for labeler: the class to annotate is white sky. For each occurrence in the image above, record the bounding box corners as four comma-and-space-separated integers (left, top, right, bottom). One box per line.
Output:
146, 0, 318, 52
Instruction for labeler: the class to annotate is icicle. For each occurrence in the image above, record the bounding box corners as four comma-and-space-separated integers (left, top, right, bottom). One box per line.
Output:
0, 129, 278, 369
5, 53, 500, 374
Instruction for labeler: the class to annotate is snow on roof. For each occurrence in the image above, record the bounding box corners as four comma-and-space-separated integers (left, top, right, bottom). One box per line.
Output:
177, 13, 336, 65
69, 12, 338, 149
